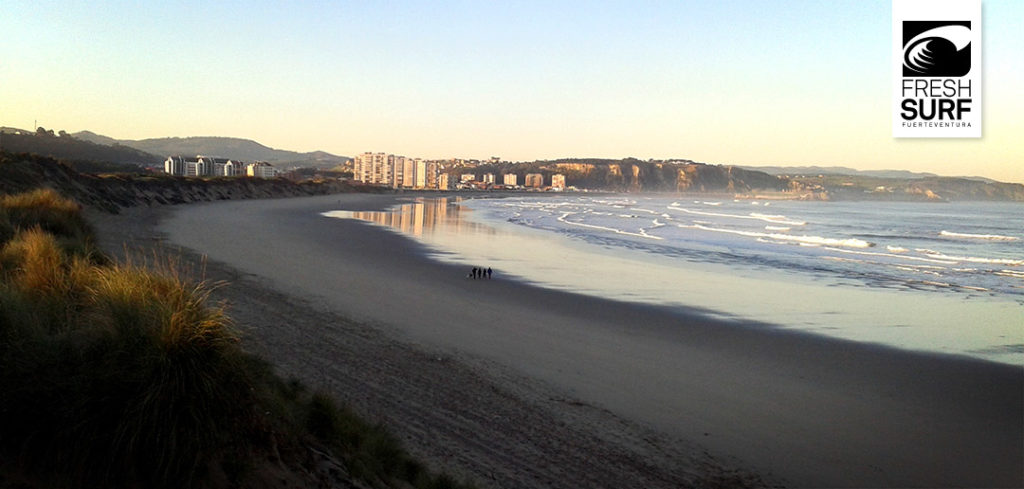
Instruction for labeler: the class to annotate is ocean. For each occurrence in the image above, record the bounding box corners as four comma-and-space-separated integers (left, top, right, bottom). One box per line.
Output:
324, 195, 1024, 365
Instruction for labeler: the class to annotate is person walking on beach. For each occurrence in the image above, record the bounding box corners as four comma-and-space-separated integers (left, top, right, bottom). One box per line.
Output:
487, 267, 492, 279
469, 267, 477, 279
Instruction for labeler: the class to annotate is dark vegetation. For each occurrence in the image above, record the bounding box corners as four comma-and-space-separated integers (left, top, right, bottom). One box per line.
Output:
0, 170, 472, 487
0, 128, 159, 170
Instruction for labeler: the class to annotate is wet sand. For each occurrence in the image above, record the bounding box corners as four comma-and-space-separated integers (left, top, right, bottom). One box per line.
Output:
97, 193, 1023, 488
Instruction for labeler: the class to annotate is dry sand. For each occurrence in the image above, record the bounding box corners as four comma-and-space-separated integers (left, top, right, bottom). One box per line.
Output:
92, 193, 1023, 489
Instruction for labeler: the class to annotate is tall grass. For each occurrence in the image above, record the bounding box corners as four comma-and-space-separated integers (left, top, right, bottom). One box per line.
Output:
0, 191, 253, 487
0, 230, 254, 486
0, 188, 103, 263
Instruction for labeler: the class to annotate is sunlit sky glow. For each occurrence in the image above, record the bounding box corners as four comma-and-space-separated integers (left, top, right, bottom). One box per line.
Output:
2, 1, 1021, 182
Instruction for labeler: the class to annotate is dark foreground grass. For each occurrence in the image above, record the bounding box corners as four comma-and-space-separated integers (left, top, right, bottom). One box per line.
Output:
0, 189, 475, 489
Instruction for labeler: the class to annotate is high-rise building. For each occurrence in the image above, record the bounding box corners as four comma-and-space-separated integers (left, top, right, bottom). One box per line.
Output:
354, 152, 392, 185
401, 157, 416, 188
551, 174, 566, 189
415, 159, 427, 188
525, 173, 544, 188
503, 173, 518, 186
425, 162, 439, 189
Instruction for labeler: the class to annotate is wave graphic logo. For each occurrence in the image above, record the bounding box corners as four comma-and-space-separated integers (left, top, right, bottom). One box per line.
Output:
902, 21, 971, 77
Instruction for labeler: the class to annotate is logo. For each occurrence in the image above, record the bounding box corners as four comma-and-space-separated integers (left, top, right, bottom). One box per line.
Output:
902, 21, 971, 77
892, 0, 981, 138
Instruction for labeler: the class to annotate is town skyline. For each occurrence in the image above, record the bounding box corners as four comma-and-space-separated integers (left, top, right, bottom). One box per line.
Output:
3, 1, 1022, 183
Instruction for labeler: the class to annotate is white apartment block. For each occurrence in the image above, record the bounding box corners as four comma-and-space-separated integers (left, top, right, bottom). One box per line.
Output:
354, 152, 393, 185
355, 153, 442, 189
503, 173, 518, 186
415, 159, 428, 188
164, 156, 192, 176
401, 157, 416, 187
483, 173, 495, 184
165, 155, 242, 177
246, 161, 276, 178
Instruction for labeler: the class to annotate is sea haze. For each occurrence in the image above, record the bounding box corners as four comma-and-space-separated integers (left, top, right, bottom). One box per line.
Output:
324, 196, 1024, 365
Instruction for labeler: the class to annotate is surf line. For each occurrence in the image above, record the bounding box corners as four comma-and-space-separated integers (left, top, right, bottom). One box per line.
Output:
557, 212, 664, 240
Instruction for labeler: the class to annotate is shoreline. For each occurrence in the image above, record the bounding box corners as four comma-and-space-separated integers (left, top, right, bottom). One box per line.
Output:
94, 194, 1023, 488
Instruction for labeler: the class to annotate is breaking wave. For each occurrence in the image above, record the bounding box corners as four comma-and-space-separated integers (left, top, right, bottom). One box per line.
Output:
940, 230, 1020, 242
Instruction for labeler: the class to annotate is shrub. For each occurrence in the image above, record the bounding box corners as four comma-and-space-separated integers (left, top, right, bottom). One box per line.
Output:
0, 188, 89, 241
0, 240, 256, 487
0, 188, 103, 264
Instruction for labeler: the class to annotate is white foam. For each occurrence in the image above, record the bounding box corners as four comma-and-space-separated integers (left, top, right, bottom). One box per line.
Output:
558, 212, 663, 240
666, 205, 807, 226
765, 225, 790, 231
687, 223, 873, 248
825, 247, 957, 264
917, 251, 1024, 266
940, 230, 1020, 242
887, 246, 909, 253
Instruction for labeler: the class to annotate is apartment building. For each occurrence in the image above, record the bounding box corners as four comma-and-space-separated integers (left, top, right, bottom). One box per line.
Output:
551, 173, 566, 189
525, 173, 544, 188
246, 161, 276, 178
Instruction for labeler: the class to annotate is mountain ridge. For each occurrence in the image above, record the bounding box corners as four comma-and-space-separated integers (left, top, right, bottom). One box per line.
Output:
72, 131, 350, 169
738, 165, 998, 184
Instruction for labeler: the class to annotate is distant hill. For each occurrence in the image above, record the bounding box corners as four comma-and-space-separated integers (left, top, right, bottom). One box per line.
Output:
73, 131, 349, 169
738, 165, 997, 183
1, 128, 159, 172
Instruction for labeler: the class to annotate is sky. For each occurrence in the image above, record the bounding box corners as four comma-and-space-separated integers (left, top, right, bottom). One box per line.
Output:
2, 1, 1022, 182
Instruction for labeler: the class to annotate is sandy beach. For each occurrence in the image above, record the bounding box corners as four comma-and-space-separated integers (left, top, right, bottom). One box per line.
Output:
93, 193, 1023, 488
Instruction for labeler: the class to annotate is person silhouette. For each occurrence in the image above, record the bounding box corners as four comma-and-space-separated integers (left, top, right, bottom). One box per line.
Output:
470, 267, 477, 279
487, 267, 492, 279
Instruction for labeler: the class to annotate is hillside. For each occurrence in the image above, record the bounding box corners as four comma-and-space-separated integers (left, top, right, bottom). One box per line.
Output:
73, 131, 349, 169
792, 173, 1024, 202
738, 165, 999, 183
1, 128, 161, 170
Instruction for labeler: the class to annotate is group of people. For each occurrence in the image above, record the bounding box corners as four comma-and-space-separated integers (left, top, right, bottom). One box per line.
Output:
468, 266, 492, 279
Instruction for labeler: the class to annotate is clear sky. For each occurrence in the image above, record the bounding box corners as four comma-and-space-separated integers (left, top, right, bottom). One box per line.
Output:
2, 1, 1022, 182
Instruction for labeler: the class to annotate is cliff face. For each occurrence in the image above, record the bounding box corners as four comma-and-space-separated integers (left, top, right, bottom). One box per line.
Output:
0, 153, 369, 213
541, 160, 789, 193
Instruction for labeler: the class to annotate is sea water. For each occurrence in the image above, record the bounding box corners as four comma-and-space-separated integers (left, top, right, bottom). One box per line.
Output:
323, 195, 1024, 365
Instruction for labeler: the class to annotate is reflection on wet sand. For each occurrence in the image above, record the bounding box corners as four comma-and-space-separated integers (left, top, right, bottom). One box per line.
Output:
347, 197, 496, 237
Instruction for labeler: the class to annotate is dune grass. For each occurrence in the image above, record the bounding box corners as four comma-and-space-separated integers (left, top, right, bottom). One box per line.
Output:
0, 189, 476, 489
